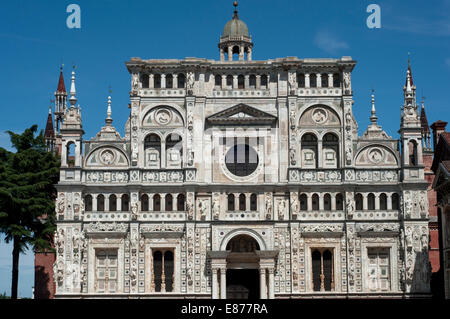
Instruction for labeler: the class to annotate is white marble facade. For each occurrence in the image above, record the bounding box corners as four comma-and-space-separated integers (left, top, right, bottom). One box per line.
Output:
52, 6, 431, 299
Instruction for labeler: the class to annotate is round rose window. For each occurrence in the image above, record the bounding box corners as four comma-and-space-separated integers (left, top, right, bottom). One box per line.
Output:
225, 144, 259, 177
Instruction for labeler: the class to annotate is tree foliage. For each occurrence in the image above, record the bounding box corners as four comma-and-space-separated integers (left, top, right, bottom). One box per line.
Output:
0, 125, 60, 298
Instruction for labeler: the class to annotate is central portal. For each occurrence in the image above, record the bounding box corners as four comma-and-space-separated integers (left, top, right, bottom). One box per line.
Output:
226, 269, 259, 299
225, 234, 261, 299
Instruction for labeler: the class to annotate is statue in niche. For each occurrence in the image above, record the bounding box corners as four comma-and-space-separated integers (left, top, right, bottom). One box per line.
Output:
265, 194, 272, 220
290, 148, 296, 165
344, 72, 352, 93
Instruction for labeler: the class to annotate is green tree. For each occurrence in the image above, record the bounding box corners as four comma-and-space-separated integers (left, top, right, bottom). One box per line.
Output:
0, 125, 60, 299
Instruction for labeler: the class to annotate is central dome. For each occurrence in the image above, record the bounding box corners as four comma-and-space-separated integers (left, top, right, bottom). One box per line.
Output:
222, 16, 249, 38
222, 1, 250, 38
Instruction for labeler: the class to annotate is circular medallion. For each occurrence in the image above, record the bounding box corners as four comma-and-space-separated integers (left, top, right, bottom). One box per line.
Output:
155, 108, 172, 125
368, 148, 384, 164
312, 108, 328, 124
100, 150, 115, 165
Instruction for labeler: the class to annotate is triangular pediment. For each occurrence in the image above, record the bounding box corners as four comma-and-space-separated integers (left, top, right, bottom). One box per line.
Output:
207, 104, 277, 125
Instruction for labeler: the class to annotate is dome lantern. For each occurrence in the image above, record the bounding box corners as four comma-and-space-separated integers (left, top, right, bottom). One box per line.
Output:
219, 1, 253, 62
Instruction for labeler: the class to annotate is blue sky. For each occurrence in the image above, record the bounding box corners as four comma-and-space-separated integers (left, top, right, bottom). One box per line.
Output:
0, 0, 449, 298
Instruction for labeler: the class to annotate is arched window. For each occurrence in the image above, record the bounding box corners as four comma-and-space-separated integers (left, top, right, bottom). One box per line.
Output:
215, 75, 222, 87
165, 194, 173, 211
380, 193, 387, 210
391, 193, 400, 210
177, 194, 185, 211
177, 73, 186, 89
226, 75, 233, 88
261, 75, 268, 88
321, 73, 329, 88
238, 75, 245, 89
409, 140, 418, 166
166, 133, 182, 168
145, 134, 161, 168
109, 194, 117, 212
310, 74, 317, 88
121, 194, 129, 211
154, 74, 161, 88
85, 195, 92, 212
239, 194, 246, 211
166, 74, 173, 89
232, 45, 240, 61
323, 133, 339, 168
66, 142, 75, 168
97, 194, 105, 212
301, 133, 318, 168
297, 73, 305, 88
336, 193, 343, 211
324, 194, 331, 211
333, 73, 341, 88
299, 194, 308, 211
141, 74, 149, 88
249, 75, 256, 88
312, 194, 319, 210
153, 194, 161, 211
355, 193, 363, 210
141, 194, 149, 212
368, 193, 375, 210
250, 193, 257, 211
228, 194, 235, 211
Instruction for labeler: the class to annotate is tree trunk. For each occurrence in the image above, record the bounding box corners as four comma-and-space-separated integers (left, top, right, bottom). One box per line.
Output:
11, 235, 20, 299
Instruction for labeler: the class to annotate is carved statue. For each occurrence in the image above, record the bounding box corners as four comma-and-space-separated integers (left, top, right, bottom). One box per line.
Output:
265, 193, 272, 220
199, 200, 207, 220
290, 148, 296, 165
132, 73, 139, 90
343, 72, 351, 92
346, 193, 355, 218
187, 72, 195, 92
131, 202, 138, 221
288, 72, 296, 92
212, 196, 220, 220
345, 146, 352, 165
278, 199, 286, 220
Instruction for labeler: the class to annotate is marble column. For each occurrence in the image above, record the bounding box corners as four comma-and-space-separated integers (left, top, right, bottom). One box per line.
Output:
212, 268, 219, 299
220, 267, 227, 299
259, 268, 267, 299
268, 268, 275, 299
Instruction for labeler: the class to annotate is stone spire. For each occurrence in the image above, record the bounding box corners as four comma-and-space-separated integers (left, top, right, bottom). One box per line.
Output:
105, 95, 113, 126
54, 65, 67, 133
370, 89, 378, 125
420, 97, 432, 150
362, 89, 389, 140
401, 56, 420, 127
69, 67, 77, 107
44, 105, 55, 139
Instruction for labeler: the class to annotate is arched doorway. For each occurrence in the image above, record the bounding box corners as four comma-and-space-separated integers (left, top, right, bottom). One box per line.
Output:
225, 235, 260, 299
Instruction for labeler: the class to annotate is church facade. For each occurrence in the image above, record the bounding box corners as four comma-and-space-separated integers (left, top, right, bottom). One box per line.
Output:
50, 4, 432, 298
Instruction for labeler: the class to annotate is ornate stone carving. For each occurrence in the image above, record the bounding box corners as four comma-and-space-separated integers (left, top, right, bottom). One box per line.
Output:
346, 192, 355, 219
343, 71, 352, 94
300, 224, 343, 233
311, 108, 327, 124
187, 72, 195, 94
100, 149, 115, 165
356, 223, 399, 233
84, 221, 128, 233
56, 193, 65, 218
265, 192, 272, 220
212, 193, 220, 220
